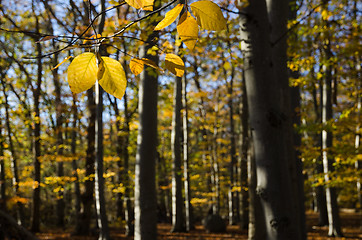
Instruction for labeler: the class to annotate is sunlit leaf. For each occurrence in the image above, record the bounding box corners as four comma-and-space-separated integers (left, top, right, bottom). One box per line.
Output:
67, 52, 97, 93
143, 0, 154, 11
154, 4, 183, 31
125, 0, 144, 9
130, 58, 145, 76
130, 58, 161, 76
98, 57, 127, 100
177, 11, 198, 50
190, 0, 227, 31
51, 56, 72, 70
165, 53, 184, 77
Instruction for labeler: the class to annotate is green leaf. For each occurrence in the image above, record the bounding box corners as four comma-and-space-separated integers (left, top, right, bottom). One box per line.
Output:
98, 57, 127, 100
190, 0, 227, 31
67, 52, 97, 93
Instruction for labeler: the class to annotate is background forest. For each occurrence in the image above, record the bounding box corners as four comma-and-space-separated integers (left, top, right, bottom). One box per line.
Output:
0, 0, 361, 239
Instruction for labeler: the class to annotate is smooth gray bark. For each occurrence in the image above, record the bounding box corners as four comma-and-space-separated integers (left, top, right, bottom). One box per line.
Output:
239, 0, 301, 239
134, 19, 159, 240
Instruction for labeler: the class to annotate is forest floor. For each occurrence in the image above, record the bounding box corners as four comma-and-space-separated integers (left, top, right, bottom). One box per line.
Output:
36, 210, 361, 240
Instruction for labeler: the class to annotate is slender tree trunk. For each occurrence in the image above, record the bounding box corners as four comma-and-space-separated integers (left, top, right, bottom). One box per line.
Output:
182, 73, 193, 231
321, 42, 342, 237
75, 88, 96, 235
122, 91, 134, 236
1, 81, 24, 225
71, 94, 81, 229
240, 0, 300, 238
240, 75, 249, 230
94, 3, 110, 237
212, 97, 220, 215
134, 10, 159, 239
31, 32, 42, 233
228, 77, 239, 225
171, 74, 185, 232
51, 45, 65, 228
94, 83, 110, 240
0, 118, 6, 212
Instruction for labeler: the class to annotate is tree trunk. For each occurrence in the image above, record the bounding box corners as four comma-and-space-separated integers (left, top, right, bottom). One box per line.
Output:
247, 131, 266, 240
70, 94, 81, 230
182, 73, 193, 231
75, 88, 96, 235
171, 73, 185, 232
240, 74, 249, 230
94, 83, 110, 240
134, 12, 159, 239
52, 44, 65, 229
0, 118, 6, 212
321, 42, 342, 237
31, 36, 42, 233
122, 91, 134, 236
1, 80, 24, 225
239, 0, 301, 239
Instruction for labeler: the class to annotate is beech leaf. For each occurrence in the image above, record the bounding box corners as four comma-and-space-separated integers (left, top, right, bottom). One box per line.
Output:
98, 57, 127, 100
165, 54, 185, 77
130, 58, 161, 76
190, 0, 227, 31
125, 0, 144, 9
177, 11, 199, 50
130, 58, 145, 76
67, 52, 97, 93
143, 0, 154, 11
154, 4, 183, 31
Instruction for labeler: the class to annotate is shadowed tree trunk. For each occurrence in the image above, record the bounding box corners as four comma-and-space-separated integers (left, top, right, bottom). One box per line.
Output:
239, 0, 301, 238
134, 3, 159, 238
70, 94, 81, 230
182, 73, 193, 231
31, 14, 43, 231
171, 64, 185, 232
240, 74, 249, 230
0, 118, 5, 213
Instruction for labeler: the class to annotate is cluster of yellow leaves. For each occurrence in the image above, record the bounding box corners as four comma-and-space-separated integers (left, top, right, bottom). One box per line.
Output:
155, 1, 227, 50
65, 0, 227, 99
67, 52, 127, 99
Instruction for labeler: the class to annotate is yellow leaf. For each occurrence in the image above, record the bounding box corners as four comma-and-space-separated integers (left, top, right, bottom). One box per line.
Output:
98, 57, 127, 100
165, 54, 184, 77
125, 0, 144, 9
190, 0, 227, 31
154, 4, 183, 31
67, 52, 97, 93
143, 0, 154, 11
177, 11, 198, 50
130, 58, 145, 76
51, 56, 72, 70
130, 58, 161, 76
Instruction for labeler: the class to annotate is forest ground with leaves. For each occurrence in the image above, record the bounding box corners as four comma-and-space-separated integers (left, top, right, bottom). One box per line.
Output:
35, 210, 361, 240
